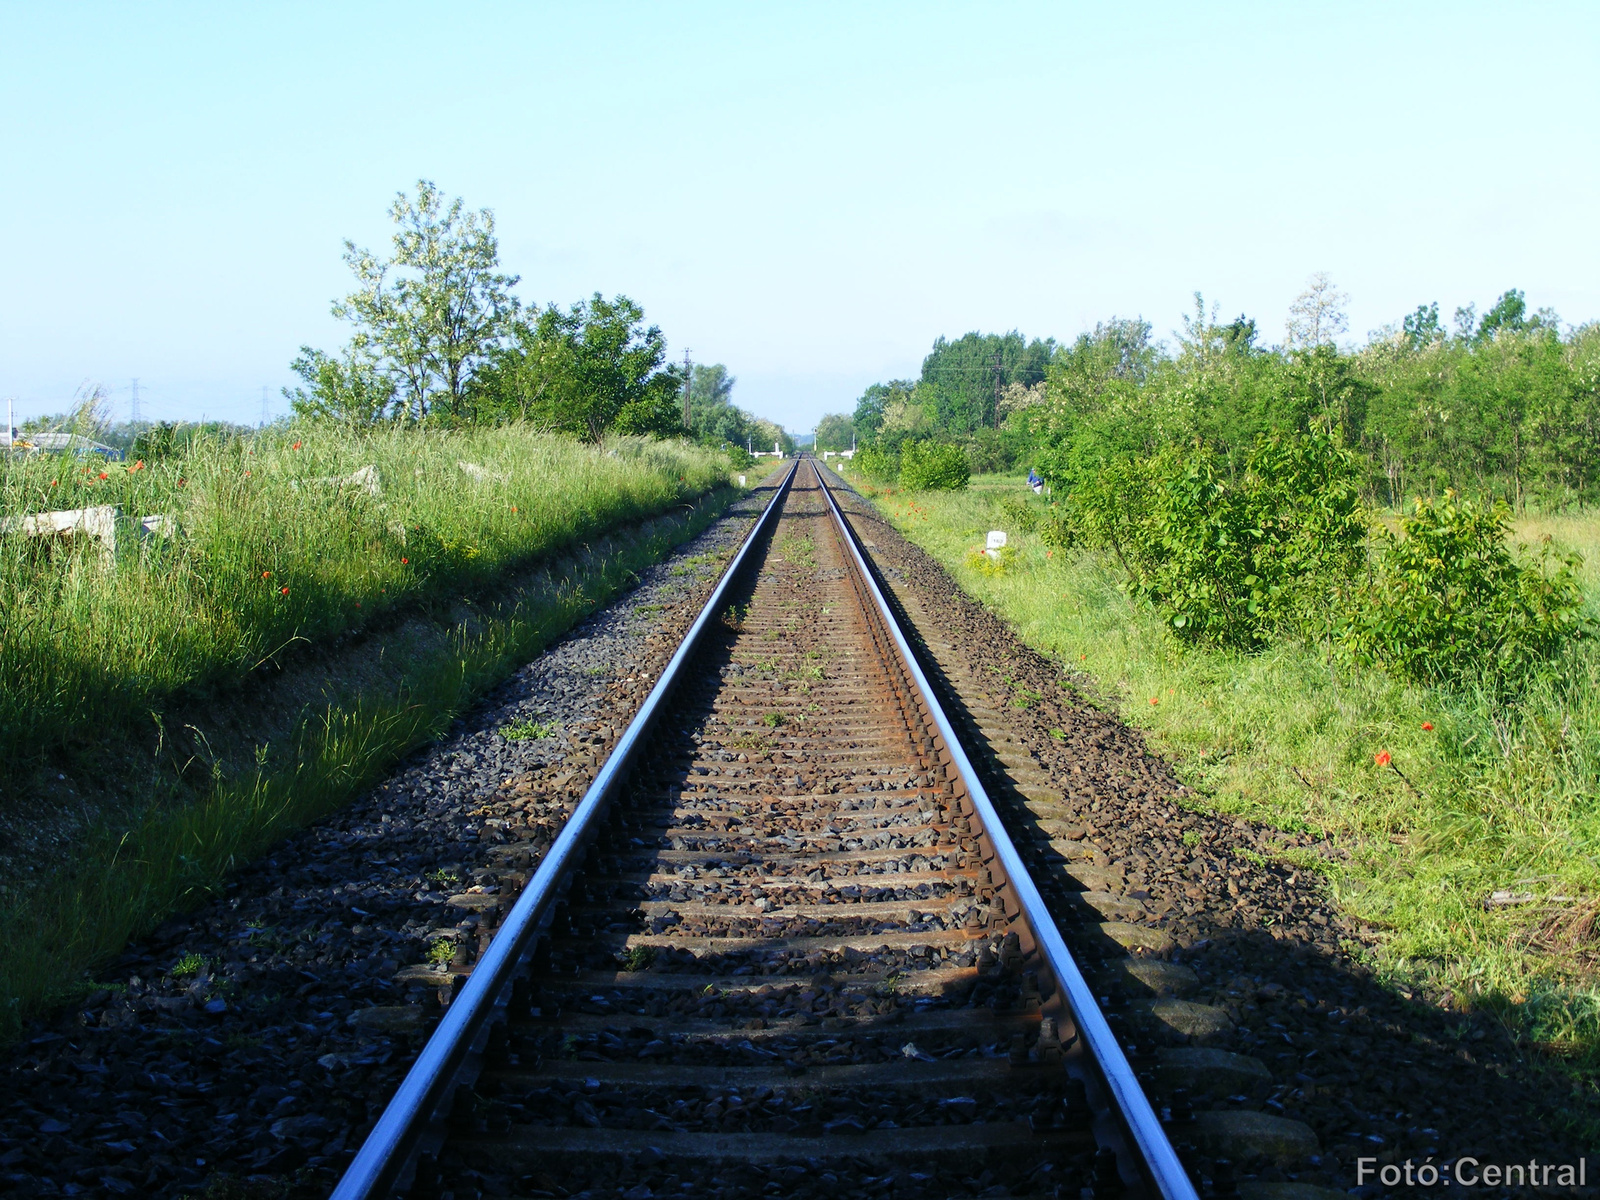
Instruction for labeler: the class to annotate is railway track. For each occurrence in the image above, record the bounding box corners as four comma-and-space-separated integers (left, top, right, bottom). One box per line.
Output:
333, 459, 1197, 1200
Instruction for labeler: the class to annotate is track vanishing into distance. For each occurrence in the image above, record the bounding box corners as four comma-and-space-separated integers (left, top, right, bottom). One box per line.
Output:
334, 460, 1196, 1200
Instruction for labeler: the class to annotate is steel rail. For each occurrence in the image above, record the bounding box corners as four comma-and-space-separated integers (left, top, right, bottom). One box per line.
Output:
331, 459, 800, 1200
812, 459, 1199, 1200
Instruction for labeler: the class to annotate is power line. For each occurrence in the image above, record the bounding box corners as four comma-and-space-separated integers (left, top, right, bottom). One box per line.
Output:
260, 386, 270, 428
130, 378, 141, 425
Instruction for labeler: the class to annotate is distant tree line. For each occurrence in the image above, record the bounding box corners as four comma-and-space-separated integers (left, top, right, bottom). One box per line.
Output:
286, 181, 787, 450
836, 276, 1600, 511
684, 364, 794, 462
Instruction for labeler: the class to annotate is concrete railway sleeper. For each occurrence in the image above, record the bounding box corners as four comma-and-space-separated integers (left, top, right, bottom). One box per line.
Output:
333, 460, 1197, 1200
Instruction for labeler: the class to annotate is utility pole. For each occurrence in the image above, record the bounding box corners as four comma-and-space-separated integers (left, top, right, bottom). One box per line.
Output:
682, 351, 692, 433
991, 351, 1003, 430
130, 378, 141, 426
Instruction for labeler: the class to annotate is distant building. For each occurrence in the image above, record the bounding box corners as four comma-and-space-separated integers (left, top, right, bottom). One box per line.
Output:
10, 431, 125, 461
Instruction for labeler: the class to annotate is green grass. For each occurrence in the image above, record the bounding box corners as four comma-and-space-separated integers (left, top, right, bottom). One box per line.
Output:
0, 424, 731, 773
866, 471, 1600, 1072
0, 481, 742, 1035
499, 717, 559, 741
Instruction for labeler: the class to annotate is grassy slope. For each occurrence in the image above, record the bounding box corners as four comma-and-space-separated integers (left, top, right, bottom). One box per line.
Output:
0, 426, 728, 772
855, 469, 1600, 1069
0, 478, 751, 1034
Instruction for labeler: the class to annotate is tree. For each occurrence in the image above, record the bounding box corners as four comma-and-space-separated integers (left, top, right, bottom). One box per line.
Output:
681, 363, 752, 447
1402, 302, 1442, 349
1221, 314, 1259, 354
918, 331, 1054, 434
474, 294, 679, 441
1477, 289, 1527, 341
853, 381, 912, 441
297, 180, 520, 423
1285, 272, 1349, 350
285, 339, 396, 424
814, 413, 855, 452
689, 364, 736, 410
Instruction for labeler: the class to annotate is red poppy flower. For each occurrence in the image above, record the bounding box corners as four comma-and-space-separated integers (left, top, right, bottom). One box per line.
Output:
262, 571, 271, 579
280, 586, 289, 595
1149, 697, 1160, 706
401, 557, 409, 565
1421, 722, 1434, 731
292, 441, 302, 450
1374, 751, 1392, 767
98, 472, 108, 480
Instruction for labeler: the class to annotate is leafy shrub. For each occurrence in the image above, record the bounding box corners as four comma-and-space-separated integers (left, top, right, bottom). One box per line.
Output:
852, 445, 899, 483
963, 428, 1018, 474
899, 440, 970, 491
999, 496, 1037, 532
1001, 495, 1076, 549
1076, 430, 1367, 648
1342, 493, 1588, 687
1037, 512, 1077, 550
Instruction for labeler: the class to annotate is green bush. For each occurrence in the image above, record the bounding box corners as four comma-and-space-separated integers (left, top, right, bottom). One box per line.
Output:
899, 440, 970, 491
721, 443, 755, 471
851, 445, 900, 483
963, 428, 1020, 474
999, 495, 1038, 532
1000, 494, 1077, 549
1076, 430, 1367, 648
1342, 493, 1588, 687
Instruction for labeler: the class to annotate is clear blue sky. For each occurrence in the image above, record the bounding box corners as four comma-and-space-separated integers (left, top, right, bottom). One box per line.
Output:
2, 2, 1596, 432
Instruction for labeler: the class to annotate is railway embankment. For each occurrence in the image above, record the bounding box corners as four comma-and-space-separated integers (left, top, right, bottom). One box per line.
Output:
0, 431, 745, 1039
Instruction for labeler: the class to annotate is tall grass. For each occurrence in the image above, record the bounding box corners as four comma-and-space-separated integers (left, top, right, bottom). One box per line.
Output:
0, 425, 727, 772
0, 479, 743, 1034
864, 472, 1600, 1072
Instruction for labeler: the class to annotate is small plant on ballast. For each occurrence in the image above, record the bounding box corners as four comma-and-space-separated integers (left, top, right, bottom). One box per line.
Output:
500, 717, 558, 741
620, 945, 657, 971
